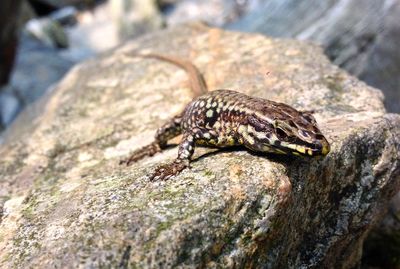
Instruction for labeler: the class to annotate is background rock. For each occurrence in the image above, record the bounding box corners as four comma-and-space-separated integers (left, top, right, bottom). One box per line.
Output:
0, 24, 399, 268
0, 0, 168, 132
26, 17, 69, 48
0, 86, 22, 130
165, 0, 251, 27
109, 0, 164, 41
11, 33, 75, 105
227, 0, 400, 113
3, 0, 400, 131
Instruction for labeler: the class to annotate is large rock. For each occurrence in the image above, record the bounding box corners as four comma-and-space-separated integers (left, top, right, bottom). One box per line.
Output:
0, 24, 399, 268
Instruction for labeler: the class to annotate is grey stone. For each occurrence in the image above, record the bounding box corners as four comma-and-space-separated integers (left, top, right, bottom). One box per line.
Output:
0, 24, 399, 268
25, 17, 69, 48
11, 33, 75, 104
165, 0, 253, 27
0, 87, 21, 128
226, 0, 400, 113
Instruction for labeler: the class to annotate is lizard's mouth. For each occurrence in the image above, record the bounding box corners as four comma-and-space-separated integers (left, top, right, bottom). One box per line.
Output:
273, 138, 330, 157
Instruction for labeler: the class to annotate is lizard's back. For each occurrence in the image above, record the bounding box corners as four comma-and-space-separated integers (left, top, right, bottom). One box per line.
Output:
180, 89, 280, 147
181, 89, 326, 151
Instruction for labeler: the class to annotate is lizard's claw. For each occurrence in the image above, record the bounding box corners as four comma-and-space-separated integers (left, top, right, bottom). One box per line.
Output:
149, 160, 188, 181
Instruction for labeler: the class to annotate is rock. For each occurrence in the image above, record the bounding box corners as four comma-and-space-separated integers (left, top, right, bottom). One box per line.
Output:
0, 21, 75, 131
362, 210, 400, 267
0, 86, 22, 129
226, 0, 400, 113
362, 187, 400, 268
25, 18, 69, 48
0, 24, 399, 268
10, 33, 75, 105
165, 0, 251, 27
57, 0, 165, 65
49, 6, 78, 25
109, 0, 164, 41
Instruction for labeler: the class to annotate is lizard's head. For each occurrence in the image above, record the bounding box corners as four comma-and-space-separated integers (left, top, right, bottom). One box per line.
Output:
245, 105, 330, 157
270, 111, 330, 156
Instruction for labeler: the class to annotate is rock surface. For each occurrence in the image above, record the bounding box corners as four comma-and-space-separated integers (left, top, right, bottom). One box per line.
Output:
0, 24, 399, 268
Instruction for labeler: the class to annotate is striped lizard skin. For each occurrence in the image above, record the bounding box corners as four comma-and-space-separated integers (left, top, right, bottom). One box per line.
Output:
120, 53, 330, 181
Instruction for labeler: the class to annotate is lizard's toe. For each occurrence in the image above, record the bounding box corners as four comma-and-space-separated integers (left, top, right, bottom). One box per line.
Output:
149, 161, 188, 181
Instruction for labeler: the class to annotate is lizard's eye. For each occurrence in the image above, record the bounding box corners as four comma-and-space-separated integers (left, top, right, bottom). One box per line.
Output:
300, 130, 310, 138
303, 114, 311, 121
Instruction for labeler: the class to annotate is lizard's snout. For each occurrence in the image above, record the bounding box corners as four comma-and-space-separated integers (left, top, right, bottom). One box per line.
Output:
311, 137, 330, 156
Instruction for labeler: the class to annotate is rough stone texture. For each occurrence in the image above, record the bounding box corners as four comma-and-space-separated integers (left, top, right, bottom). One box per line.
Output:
0, 24, 399, 268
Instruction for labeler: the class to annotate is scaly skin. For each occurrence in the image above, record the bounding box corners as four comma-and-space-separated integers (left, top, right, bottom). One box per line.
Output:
120, 53, 330, 181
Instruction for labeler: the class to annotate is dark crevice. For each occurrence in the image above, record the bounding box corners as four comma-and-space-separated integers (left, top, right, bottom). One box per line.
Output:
118, 245, 132, 269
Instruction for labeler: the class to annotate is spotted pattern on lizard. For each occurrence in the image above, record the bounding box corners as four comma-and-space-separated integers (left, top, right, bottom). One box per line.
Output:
120, 53, 330, 181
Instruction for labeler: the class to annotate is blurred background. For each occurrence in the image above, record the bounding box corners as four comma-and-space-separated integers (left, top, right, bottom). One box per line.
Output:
1, 0, 399, 134
0, 0, 399, 267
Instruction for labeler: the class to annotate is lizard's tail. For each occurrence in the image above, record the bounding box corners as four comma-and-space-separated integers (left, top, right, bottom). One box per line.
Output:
127, 52, 208, 98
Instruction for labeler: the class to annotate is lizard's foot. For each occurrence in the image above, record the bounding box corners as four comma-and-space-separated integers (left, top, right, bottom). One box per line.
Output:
120, 142, 161, 166
150, 160, 189, 181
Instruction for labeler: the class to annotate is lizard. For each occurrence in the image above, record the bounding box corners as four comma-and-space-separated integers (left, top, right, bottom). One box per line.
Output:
120, 53, 331, 181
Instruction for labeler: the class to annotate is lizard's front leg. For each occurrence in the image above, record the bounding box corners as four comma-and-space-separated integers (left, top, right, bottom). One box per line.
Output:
120, 115, 182, 165
150, 133, 195, 181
